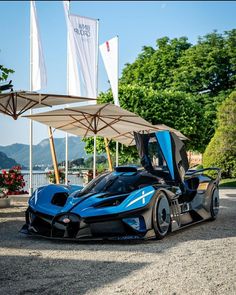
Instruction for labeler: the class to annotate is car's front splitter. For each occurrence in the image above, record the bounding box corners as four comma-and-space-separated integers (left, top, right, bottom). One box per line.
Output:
20, 223, 155, 241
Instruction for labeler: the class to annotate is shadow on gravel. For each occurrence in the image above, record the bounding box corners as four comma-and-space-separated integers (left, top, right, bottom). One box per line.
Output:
0, 198, 235, 254
0, 211, 25, 218
0, 255, 148, 295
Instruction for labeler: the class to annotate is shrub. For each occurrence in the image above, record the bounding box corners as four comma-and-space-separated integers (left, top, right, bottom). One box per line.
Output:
203, 91, 236, 178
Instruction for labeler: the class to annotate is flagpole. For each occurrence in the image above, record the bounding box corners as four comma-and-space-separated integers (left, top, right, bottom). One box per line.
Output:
29, 4, 33, 195
29, 115, 33, 194
65, 1, 70, 186
115, 35, 119, 167
93, 19, 99, 179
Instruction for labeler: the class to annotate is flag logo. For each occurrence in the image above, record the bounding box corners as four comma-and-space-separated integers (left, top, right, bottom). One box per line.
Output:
106, 41, 110, 52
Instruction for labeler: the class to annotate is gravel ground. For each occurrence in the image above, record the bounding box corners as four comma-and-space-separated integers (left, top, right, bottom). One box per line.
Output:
0, 189, 235, 295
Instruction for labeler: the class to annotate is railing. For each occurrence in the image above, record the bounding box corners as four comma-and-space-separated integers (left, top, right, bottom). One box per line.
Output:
22, 172, 84, 192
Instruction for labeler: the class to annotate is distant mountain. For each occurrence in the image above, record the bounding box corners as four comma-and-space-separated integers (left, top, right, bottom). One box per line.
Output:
0, 136, 87, 168
0, 151, 18, 169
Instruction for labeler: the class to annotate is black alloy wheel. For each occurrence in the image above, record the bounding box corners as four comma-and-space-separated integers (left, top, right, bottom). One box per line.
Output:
152, 191, 171, 239
210, 188, 220, 220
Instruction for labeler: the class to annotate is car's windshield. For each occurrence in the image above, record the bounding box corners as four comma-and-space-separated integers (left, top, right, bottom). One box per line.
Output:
79, 173, 138, 196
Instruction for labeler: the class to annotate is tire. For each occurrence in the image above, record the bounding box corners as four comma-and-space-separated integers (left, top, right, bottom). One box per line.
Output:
152, 191, 171, 239
210, 188, 220, 220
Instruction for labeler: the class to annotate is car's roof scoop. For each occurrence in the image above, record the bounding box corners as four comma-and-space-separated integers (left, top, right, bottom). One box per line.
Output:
115, 166, 138, 173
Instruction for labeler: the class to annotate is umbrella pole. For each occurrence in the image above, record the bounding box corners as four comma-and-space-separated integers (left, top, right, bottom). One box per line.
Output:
48, 127, 60, 184
116, 141, 119, 167
104, 138, 113, 171
65, 132, 68, 185
93, 135, 96, 178
29, 109, 33, 195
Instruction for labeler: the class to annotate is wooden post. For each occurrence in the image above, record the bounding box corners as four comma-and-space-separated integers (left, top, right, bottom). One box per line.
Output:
48, 127, 60, 184
104, 137, 113, 171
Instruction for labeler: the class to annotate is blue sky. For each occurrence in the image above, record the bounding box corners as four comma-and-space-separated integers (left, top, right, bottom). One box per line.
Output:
0, 1, 235, 146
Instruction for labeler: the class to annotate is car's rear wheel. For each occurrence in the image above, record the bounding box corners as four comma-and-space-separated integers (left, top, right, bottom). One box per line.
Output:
152, 191, 171, 239
210, 188, 220, 220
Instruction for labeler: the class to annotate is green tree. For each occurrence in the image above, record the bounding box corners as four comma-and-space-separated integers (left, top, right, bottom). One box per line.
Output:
203, 91, 236, 178
121, 30, 236, 97
121, 37, 191, 90
173, 30, 236, 95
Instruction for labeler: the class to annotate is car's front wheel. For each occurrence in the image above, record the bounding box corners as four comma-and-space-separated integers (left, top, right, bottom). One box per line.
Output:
152, 191, 171, 239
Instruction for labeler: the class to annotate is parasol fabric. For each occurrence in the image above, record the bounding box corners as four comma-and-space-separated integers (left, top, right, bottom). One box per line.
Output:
24, 103, 155, 138
0, 91, 96, 119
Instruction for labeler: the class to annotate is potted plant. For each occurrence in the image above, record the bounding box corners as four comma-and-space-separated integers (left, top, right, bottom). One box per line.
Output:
0, 187, 11, 208
0, 166, 28, 197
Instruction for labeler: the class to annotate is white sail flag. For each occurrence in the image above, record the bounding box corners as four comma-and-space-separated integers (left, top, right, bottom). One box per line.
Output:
67, 13, 98, 99
30, 1, 47, 91
63, 1, 81, 96
100, 36, 119, 106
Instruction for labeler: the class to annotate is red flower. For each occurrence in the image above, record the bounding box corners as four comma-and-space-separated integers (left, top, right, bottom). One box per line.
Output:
1, 166, 25, 193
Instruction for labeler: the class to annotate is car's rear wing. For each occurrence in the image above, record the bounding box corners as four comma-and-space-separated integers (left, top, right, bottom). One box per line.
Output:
186, 168, 221, 185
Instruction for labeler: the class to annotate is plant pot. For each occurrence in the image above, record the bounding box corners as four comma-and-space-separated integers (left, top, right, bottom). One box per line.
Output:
8, 194, 29, 203
0, 198, 11, 208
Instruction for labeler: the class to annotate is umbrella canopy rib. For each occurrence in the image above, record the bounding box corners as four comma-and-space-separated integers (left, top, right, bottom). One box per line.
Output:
5, 95, 12, 112
0, 103, 12, 116
82, 114, 95, 137
96, 116, 122, 135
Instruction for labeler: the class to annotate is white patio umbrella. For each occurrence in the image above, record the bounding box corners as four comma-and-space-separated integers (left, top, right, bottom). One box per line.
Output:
0, 91, 96, 119
24, 103, 157, 177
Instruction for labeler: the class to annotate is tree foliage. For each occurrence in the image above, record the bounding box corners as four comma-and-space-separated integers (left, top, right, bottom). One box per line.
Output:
203, 91, 236, 178
121, 30, 236, 96
173, 30, 236, 95
121, 37, 191, 90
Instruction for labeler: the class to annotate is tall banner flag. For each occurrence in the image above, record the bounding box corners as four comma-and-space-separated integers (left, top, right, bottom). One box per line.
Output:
70, 14, 98, 98
63, 4, 98, 99
63, 1, 81, 96
99, 36, 119, 106
30, 1, 47, 91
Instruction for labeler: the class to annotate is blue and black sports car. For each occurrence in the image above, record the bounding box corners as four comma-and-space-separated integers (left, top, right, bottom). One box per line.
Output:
21, 130, 221, 240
